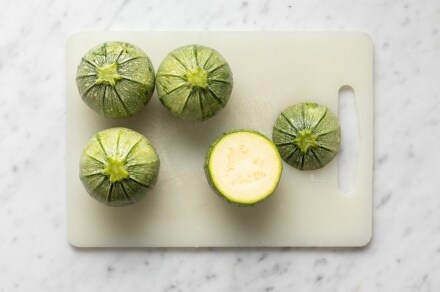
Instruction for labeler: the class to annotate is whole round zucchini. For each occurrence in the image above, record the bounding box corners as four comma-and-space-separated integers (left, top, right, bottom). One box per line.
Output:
272, 102, 341, 170
156, 44, 233, 121
79, 127, 160, 206
76, 41, 155, 118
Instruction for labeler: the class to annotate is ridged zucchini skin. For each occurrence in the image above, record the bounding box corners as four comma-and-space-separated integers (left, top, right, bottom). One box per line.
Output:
156, 44, 233, 121
272, 103, 341, 170
204, 129, 282, 206
76, 41, 155, 118
79, 127, 160, 207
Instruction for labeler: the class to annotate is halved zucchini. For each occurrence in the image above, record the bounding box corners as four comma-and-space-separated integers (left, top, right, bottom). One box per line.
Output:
204, 130, 282, 205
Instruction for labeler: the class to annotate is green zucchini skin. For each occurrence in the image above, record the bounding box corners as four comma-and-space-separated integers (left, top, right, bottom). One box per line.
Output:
272, 103, 341, 170
156, 44, 233, 121
204, 129, 283, 206
79, 127, 160, 207
76, 41, 155, 118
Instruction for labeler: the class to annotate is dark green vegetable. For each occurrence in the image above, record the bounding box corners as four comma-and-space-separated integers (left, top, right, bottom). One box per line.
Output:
156, 44, 233, 121
272, 103, 341, 170
76, 41, 155, 118
79, 127, 160, 206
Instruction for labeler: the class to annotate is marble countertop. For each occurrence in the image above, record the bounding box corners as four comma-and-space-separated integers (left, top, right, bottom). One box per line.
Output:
1, 0, 439, 291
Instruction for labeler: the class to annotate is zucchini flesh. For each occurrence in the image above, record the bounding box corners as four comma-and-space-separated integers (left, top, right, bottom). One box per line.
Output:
205, 130, 282, 205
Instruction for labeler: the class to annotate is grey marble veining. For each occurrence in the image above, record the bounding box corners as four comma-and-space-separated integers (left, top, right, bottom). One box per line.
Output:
1, 0, 440, 291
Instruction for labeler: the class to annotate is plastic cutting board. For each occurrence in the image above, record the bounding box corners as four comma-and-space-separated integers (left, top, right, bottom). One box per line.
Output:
66, 32, 373, 247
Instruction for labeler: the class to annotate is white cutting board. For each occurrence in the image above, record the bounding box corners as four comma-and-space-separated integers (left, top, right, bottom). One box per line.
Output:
66, 32, 373, 247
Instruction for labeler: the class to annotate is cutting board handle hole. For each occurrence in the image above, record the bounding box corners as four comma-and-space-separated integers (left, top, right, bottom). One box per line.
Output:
338, 85, 360, 194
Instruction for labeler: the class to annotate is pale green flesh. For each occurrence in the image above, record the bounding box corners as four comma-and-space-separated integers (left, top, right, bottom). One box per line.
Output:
272, 103, 341, 170
76, 42, 156, 118
156, 44, 233, 121
79, 127, 160, 207
205, 130, 282, 205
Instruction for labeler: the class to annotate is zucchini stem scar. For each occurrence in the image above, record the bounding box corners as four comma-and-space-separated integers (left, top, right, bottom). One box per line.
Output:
102, 156, 129, 183
95, 63, 122, 86
185, 67, 209, 89
294, 129, 318, 153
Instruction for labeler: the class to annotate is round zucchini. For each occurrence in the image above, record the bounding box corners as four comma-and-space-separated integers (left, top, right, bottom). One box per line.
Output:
156, 44, 233, 121
204, 130, 283, 206
272, 102, 341, 170
76, 41, 155, 118
79, 127, 160, 207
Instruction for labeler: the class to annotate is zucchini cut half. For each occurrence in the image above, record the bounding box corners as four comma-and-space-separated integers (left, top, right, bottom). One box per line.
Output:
204, 130, 283, 205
